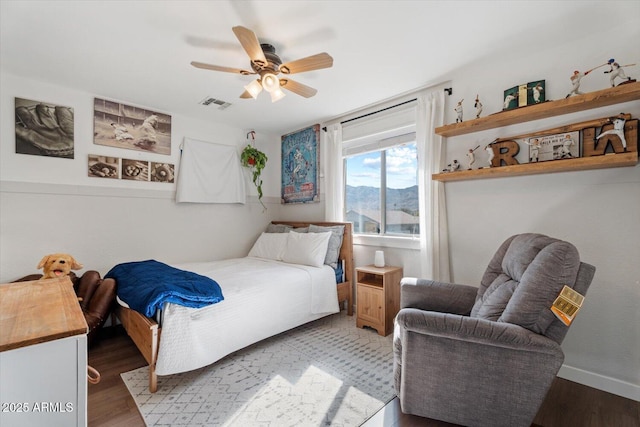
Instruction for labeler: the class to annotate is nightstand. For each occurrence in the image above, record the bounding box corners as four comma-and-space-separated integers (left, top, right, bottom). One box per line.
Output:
355, 265, 403, 336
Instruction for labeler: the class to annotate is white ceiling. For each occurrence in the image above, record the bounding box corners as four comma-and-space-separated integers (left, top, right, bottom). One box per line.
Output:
1, 1, 634, 135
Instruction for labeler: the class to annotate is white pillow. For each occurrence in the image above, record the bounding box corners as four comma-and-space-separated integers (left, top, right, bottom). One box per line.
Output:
281, 231, 332, 267
247, 232, 289, 261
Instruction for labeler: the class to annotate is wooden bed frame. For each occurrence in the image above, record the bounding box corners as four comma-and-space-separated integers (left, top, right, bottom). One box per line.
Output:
115, 221, 353, 393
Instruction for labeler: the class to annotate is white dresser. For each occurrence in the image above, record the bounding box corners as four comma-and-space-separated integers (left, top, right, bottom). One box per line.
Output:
0, 277, 88, 427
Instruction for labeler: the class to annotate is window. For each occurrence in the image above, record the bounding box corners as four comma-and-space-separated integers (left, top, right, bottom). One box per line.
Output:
333, 98, 420, 239
345, 135, 419, 236
326, 90, 445, 272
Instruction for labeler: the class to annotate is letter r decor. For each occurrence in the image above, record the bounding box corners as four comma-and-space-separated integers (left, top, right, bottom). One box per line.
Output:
491, 140, 520, 167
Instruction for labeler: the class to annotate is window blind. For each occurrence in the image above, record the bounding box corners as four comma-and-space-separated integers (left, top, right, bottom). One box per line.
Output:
341, 100, 417, 157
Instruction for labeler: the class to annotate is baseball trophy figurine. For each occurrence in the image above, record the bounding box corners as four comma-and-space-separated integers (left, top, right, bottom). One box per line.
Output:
558, 134, 576, 159
531, 83, 544, 103
484, 142, 496, 168
466, 145, 480, 170
455, 99, 464, 123
524, 138, 541, 163
474, 95, 483, 119
604, 59, 636, 87
597, 114, 628, 151
503, 93, 516, 110
566, 62, 608, 98
443, 159, 461, 173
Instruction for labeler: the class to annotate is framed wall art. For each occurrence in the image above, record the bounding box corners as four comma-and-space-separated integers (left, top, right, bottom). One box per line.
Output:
503, 86, 520, 111
88, 155, 119, 179
88, 155, 174, 183
93, 97, 172, 155
122, 159, 150, 181
150, 162, 175, 183
503, 80, 546, 110
527, 80, 546, 105
15, 97, 75, 159
281, 124, 320, 204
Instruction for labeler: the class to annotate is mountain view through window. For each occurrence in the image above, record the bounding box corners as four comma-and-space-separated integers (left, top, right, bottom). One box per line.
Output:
345, 142, 419, 236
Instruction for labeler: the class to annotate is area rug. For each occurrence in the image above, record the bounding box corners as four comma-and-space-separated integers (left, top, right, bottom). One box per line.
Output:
121, 311, 395, 426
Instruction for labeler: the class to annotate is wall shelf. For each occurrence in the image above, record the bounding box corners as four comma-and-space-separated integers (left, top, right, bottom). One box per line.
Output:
435, 82, 640, 137
433, 82, 640, 181
432, 151, 638, 182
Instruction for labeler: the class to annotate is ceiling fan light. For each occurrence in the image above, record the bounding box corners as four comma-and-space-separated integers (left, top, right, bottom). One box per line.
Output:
261, 73, 280, 93
270, 87, 286, 103
244, 79, 263, 99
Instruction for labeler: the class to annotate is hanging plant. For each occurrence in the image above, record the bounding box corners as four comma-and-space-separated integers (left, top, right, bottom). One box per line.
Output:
241, 144, 268, 210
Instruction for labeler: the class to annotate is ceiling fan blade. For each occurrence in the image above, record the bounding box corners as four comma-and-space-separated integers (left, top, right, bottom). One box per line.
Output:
232, 26, 268, 67
280, 78, 318, 98
279, 52, 333, 75
191, 61, 254, 75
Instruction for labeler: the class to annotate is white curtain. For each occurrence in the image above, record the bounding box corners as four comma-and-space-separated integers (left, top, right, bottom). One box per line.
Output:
324, 123, 344, 221
416, 90, 450, 281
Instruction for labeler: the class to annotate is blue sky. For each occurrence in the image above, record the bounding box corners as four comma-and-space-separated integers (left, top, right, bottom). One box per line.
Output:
346, 143, 417, 189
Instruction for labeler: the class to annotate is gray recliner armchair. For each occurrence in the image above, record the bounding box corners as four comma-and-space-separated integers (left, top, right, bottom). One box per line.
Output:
393, 233, 596, 427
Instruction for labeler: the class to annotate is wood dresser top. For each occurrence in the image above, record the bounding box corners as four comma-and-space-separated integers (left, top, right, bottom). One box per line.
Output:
0, 276, 88, 352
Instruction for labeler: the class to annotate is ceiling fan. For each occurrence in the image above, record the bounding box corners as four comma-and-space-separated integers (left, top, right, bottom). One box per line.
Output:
191, 26, 333, 102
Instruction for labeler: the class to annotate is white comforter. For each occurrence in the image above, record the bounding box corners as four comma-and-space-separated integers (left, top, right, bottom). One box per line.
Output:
153, 257, 339, 375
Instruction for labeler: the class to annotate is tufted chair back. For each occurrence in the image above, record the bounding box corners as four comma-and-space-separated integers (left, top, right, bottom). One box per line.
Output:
470, 233, 596, 344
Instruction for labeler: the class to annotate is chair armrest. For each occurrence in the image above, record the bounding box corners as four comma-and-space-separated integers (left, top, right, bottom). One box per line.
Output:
393, 308, 564, 426
396, 308, 562, 354
400, 278, 477, 315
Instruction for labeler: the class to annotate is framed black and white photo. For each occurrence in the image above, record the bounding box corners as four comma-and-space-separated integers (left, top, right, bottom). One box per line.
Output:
88, 155, 119, 179
122, 159, 150, 181
150, 162, 175, 183
15, 97, 75, 159
93, 97, 172, 155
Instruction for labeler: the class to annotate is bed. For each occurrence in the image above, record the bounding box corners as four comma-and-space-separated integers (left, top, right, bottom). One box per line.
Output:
113, 221, 353, 392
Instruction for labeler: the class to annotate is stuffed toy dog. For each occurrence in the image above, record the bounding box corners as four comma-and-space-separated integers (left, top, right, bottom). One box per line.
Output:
38, 253, 83, 279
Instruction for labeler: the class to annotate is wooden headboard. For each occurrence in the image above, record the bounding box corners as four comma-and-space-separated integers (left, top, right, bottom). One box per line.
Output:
270, 221, 354, 286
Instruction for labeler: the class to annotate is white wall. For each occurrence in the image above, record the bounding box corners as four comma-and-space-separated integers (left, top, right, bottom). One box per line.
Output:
438, 23, 640, 399
0, 73, 288, 282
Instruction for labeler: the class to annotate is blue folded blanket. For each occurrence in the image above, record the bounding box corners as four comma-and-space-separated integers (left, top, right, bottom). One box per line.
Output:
106, 259, 224, 317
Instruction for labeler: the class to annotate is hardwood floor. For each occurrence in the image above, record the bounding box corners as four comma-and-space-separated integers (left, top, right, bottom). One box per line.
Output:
87, 327, 147, 427
88, 326, 639, 427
